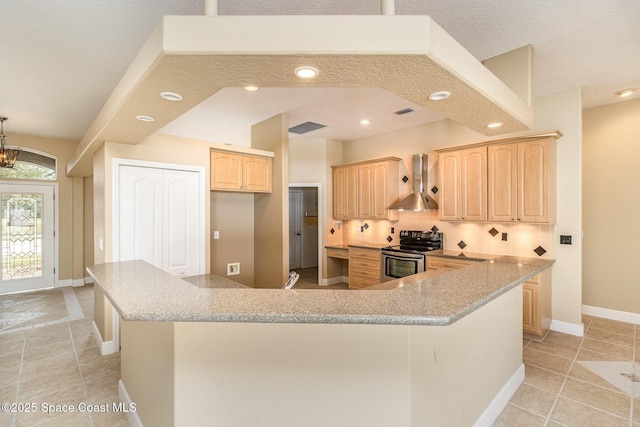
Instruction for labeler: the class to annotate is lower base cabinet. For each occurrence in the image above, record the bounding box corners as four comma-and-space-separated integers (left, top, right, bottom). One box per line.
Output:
522, 268, 552, 338
348, 247, 381, 289
427, 255, 552, 338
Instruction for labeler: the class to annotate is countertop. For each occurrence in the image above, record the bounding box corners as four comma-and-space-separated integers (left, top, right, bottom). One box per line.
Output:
87, 254, 554, 327
325, 242, 390, 250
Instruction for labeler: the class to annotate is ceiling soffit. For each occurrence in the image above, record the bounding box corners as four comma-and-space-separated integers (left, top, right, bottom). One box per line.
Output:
66, 15, 532, 176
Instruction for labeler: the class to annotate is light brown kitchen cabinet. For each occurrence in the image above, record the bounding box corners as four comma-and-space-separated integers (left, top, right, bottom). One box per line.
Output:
348, 247, 381, 289
488, 138, 556, 223
332, 158, 399, 220
210, 150, 272, 193
439, 147, 487, 221
522, 268, 552, 338
425, 256, 477, 270
332, 165, 358, 220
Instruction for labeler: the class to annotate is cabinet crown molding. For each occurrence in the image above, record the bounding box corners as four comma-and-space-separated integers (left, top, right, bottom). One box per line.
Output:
435, 130, 562, 153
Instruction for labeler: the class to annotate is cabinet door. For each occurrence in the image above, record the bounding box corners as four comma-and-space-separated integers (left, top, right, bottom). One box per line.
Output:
243, 155, 272, 192
522, 281, 540, 335
488, 144, 518, 222
358, 163, 374, 219
518, 139, 551, 222
358, 161, 390, 219
210, 151, 243, 190
460, 147, 487, 221
439, 151, 462, 220
333, 165, 358, 219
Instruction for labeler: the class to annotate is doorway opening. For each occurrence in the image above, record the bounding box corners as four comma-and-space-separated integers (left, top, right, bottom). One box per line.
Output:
288, 184, 321, 286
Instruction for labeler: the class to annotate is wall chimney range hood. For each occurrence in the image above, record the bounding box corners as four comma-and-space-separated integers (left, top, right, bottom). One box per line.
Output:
390, 154, 438, 211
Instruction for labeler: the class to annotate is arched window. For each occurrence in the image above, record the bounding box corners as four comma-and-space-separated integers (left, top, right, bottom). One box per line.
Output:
0, 150, 56, 180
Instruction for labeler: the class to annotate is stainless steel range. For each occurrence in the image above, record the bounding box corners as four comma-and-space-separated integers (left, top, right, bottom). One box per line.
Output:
381, 230, 443, 282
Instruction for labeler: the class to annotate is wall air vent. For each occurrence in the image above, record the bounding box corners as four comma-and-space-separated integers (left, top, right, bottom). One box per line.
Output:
288, 121, 327, 134
395, 108, 414, 115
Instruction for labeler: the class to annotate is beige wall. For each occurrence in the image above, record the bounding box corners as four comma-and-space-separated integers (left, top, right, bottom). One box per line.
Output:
583, 98, 640, 314
5, 133, 84, 283
252, 114, 289, 288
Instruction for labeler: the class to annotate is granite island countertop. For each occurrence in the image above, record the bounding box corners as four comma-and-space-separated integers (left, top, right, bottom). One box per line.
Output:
87, 256, 554, 326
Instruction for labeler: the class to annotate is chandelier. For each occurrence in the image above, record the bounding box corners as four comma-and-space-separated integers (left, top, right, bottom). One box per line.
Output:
0, 117, 19, 168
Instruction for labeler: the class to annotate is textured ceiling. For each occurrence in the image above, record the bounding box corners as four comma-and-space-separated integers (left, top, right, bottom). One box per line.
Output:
2, 0, 639, 147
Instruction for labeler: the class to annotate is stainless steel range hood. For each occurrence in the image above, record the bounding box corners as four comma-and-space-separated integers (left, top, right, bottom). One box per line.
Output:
389, 154, 438, 211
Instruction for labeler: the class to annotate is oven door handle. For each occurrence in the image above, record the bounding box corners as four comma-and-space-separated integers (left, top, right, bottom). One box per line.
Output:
381, 252, 424, 261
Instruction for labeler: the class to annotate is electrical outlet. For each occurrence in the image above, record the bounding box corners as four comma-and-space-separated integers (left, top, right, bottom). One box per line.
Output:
227, 262, 240, 276
501, 233, 508, 241
391, 227, 395, 234
560, 235, 572, 245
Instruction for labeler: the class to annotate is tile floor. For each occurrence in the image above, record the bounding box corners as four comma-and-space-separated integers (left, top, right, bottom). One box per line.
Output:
292, 266, 349, 289
1, 284, 638, 426
494, 315, 639, 426
0, 285, 129, 427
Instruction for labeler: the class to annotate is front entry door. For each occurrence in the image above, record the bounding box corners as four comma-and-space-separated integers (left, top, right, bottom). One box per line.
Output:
0, 183, 55, 294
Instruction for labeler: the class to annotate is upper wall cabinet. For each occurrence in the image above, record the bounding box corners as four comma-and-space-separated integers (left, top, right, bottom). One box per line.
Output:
439, 147, 487, 221
210, 149, 272, 193
438, 131, 560, 224
332, 158, 400, 220
488, 138, 556, 223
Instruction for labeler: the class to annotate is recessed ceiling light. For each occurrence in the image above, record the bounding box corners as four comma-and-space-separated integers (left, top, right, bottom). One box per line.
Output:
294, 66, 319, 79
428, 91, 451, 101
244, 85, 260, 92
486, 122, 503, 129
360, 119, 370, 125
135, 115, 155, 122
615, 88, 637, 98
160, 91, 183, 102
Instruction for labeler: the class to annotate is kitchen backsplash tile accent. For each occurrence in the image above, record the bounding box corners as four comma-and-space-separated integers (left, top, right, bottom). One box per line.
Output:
336, 209, 555, 258
534, 246, 547, 256
458, 241, 467, 249
488, 227, 499, 237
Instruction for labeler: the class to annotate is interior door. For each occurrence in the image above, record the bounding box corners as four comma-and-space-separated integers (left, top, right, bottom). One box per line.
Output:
117, 164, 202, 277
289, 189, 303, 270
0, 183, 55, 294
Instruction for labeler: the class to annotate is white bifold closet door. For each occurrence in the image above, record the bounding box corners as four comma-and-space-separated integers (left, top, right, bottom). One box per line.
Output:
117, 164, 201, 277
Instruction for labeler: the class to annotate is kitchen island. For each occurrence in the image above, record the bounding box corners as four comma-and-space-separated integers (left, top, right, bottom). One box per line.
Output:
88, 256, 553, 427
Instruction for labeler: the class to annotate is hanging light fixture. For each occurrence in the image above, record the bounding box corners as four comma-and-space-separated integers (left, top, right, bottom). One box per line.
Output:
0, 117, 20, 168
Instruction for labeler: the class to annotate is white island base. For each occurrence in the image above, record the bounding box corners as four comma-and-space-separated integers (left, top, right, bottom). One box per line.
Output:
119, 285, 523, 427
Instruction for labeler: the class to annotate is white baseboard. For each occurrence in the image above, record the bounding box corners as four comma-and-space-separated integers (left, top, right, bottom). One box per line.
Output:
56, 279, 72, 288
321, 275, 348, 286
119, 380, 144, 427
72, 279, 85, 287
582, 304, 640, 325
92, 320, 119, 356
550, 319, 584, 337
84, 276, 95, 285
473, 363, 525, 427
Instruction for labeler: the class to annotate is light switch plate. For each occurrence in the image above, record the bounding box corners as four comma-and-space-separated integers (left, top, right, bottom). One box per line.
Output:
560, 235, 572, 245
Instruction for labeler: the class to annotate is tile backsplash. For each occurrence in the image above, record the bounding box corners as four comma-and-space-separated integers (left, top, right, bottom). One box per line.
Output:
333, 209, 556, 258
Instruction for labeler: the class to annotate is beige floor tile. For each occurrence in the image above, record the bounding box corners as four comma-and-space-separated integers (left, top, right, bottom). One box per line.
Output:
84, 373, 121, 405
493, 403, 546, 426
0, 365, 21, 388
0, 411, 15, 427
523, 347, 574, 375
22, 339, 74, 363
586, 327, 634, 348
91, 405, 131, 427
16, 384, 86, 427
0, 383, 17, 403
550, 396, 629, 427
18, 369, 84, 401
580, 337, 634, 359
21, 351, 78, 380
634, 398, 640, 424
523, 364, 566, 394
569, 362, 629, 394
560, 377, 631, 419
1, 347, 23, 370
508, 383, 557, 417
527, 338, 580, 360
77, 348, 121, 383
589, 318, 635, 337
